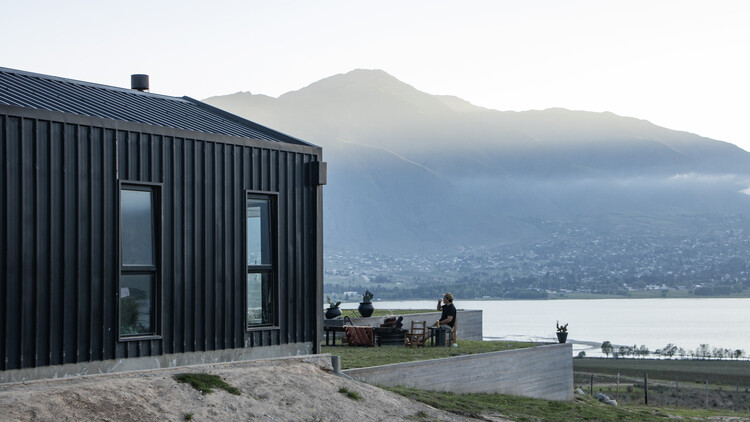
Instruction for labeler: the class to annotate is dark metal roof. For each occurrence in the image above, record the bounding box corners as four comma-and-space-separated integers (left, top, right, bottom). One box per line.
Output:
0, 67, 312, 146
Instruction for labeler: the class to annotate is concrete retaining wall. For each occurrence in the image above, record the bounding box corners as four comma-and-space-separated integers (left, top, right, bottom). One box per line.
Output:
341, 310, 482, 341
344, 343, 573, 401
1, 343, 314, 384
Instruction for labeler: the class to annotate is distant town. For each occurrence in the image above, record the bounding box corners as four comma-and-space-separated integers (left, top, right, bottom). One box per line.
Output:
324, 218, 750, 302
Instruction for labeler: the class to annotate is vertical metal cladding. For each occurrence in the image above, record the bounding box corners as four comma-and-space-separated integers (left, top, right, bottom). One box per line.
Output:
0, 109, 321, 371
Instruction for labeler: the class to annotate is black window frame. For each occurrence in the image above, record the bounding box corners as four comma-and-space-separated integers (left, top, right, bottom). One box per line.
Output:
118, 181, 162, 341
245, 191, 279, 330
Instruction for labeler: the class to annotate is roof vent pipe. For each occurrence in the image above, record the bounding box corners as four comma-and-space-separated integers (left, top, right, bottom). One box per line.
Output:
131, 74, 149, 92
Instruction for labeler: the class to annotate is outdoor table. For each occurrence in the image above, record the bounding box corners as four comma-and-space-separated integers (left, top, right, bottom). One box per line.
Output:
323, 325, 347, 346
428, 326, 450, 347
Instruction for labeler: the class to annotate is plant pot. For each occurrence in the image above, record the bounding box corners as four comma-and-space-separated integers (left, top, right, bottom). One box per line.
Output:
358, 302, 374, 317
325, 307, 341, 319
556, 332, 568, 343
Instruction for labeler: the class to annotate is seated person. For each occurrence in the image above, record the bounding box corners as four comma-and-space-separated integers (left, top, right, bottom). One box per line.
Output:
436, 292, 456, 329
426, 293, 456, 343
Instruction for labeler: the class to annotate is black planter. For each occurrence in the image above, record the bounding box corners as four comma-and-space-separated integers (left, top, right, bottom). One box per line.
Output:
358, 302, 374, 317
556, 332, 568, 344
325, 307, 342, 319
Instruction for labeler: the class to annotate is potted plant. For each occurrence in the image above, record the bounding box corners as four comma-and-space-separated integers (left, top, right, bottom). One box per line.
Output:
358, 289, 374, 317
556, 321, 568, 343
325, 296, 342, 319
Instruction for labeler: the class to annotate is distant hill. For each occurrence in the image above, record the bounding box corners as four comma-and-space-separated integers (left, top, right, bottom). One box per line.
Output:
204, 69, 750, 255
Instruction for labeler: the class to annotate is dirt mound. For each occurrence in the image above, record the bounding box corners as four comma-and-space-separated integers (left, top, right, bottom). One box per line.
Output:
0, 357, 484, 421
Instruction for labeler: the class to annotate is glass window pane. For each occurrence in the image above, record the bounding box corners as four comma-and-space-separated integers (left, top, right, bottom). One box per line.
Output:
247, 272, 273, 325
247, 198, 271, 266
121, 189, 154, 266
120, 274, 153, 335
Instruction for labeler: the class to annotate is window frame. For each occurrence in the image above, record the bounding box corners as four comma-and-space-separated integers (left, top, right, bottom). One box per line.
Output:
118, 181, 162, 341
245, 191, 279, 330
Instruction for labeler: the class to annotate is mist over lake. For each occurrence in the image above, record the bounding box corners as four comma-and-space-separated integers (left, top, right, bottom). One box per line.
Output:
341, 298, 750, 357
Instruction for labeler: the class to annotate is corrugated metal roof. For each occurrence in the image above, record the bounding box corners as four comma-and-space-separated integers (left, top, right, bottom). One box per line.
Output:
0, 67, 312, 146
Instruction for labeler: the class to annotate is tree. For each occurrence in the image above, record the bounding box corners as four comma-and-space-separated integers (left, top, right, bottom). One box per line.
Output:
601, 341, 613, 357
662, 343, 677, 359
618, 345, 633, 357
638, 345, 650, 358
696, 344, 711, 359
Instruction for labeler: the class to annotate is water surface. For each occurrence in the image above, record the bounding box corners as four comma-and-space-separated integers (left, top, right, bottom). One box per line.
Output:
342, 298, 750, 356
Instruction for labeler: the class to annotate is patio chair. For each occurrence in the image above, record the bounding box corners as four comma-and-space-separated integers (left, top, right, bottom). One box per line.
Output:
449, 319, 457, 346
404, 320, 427, 348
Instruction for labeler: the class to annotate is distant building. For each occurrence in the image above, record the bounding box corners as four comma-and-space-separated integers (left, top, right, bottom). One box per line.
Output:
0, 67, 326, 381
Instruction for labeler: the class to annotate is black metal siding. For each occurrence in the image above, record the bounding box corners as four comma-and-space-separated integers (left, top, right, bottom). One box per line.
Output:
0, 108, 322, 371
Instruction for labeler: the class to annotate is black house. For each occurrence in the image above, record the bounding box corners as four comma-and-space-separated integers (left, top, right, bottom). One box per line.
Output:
0, 67, 326, 381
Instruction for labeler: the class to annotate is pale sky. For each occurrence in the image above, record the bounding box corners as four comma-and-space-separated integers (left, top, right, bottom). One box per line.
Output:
3, 1, 749, 151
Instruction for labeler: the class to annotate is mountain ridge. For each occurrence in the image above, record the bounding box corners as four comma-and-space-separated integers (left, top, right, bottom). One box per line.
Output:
204, 69, 750, 255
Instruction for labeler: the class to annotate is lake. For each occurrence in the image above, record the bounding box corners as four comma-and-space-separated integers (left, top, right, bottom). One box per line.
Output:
341, 298, 750, 357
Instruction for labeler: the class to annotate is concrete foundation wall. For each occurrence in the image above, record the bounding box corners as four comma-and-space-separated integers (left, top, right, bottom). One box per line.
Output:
1, 343, 314, 384
344, 343, 573, 401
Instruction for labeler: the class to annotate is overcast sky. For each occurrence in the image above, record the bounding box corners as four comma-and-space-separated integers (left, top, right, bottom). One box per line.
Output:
3, 0, 749, 151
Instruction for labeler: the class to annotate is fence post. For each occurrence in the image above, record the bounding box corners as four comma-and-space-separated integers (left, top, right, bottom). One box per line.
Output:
616, 372, 620, 400
705, 380, 708, 408
644, 372, 648, 405
590, 373, 594, 395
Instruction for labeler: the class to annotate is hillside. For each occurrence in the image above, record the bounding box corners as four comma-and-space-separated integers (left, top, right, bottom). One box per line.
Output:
205, 69, 750, 259
0, 358, 478, 421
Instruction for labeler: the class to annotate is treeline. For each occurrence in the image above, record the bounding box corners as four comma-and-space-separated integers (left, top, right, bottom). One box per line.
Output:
600, 341, 746, 360
325, 270, 749, 302
325, 281, 548, 301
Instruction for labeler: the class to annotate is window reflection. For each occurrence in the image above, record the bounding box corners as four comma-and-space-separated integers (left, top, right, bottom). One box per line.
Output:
247, 199, 270, 266
120, 274, 153, 335
247, 273, 272, 325
121, 190, 154, 266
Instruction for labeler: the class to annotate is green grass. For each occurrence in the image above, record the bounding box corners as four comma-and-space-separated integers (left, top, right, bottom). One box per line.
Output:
173, 373, 241, 395
338, 386, 362, 401
573, 358, 750, 387
387, 386, 750, 421
339, 309, 434, 318
322, 340, 535, 369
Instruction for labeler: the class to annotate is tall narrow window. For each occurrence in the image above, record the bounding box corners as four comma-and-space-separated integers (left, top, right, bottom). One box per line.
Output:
246, 194, 276, 327
120, 184, 160, 337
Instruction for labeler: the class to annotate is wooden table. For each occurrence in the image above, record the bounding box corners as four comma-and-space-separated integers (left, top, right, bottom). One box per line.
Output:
323, 325, 347, 346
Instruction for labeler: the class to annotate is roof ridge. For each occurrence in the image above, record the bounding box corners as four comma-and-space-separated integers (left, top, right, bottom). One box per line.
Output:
0, 66, 186, 102
0, 66, 319, 147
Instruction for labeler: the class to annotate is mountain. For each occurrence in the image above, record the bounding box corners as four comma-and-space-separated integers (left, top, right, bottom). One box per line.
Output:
204, 69, 750, 256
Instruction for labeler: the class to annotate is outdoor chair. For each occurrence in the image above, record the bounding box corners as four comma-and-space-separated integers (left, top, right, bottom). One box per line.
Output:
404, 320, 427, 348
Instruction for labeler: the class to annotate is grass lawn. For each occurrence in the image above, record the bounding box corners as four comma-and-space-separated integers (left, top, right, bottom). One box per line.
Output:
338, 309, 434, 318
574, 358, 750, 411
321, 340, 535, 370
388, 386, 750, 421
573, 357, 750, 386
324, 341, 750, 420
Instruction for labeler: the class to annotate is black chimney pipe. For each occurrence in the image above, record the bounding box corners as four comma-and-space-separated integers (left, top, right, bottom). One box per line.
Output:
131, 74, 149, 92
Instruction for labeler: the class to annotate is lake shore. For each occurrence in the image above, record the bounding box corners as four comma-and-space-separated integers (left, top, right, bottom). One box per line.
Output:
341, 298, 750, 359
